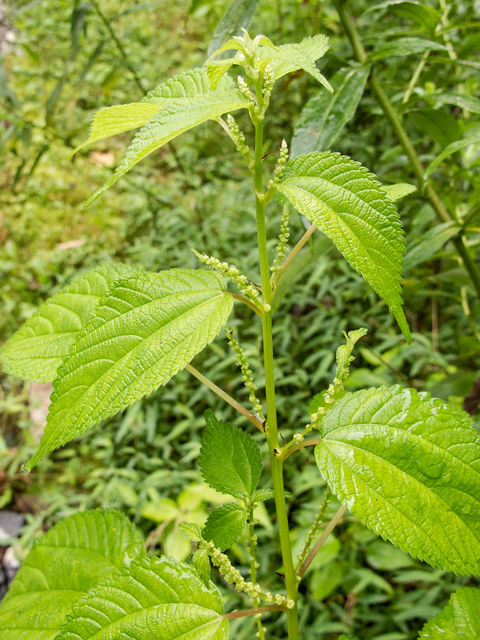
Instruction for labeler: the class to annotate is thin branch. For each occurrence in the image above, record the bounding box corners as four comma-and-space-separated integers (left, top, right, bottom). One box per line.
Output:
186, 364, 263, 431
281, 438, 321, 460
224, 605, 287, 620
297, 506, 347, 579
273, 224, 316, 288
230, 292, 264, 317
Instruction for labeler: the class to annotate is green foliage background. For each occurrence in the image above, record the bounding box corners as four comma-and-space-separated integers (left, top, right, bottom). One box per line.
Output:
1, 0, 479, 638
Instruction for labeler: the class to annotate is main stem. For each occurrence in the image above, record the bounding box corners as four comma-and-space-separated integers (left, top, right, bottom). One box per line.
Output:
253, 100, 299, 639
334, 0, 480, 302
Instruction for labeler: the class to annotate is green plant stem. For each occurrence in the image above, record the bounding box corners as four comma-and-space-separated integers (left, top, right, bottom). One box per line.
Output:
185, 364, 263, 430
334, 0, 480, 302
252, 82, 299, 640
230, 292, 264, 316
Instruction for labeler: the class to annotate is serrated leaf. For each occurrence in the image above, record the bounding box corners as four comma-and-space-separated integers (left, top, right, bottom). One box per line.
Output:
254, 488, 276, 501
423, 134, 480, 185
199, 410, 263, 499
315, 385, 480, 575
59, 555, 228, 640
142, 67, 235, 103
0, 509, 144, 640
85, 90, 249, 206
26, 269, 233, 471
180, 522, 203, 542
419, 587, 480, 639
70, 103, 161, 157
71, 69, 235, 157
193, 548, 211, 587
0, 263, 137, 383
203, 503, 247, 550
291, 65, 370, 158
381, 183, 417, 201
275, 152, 410, 342
254, 488, 292, 501
368, 37, 447, 61
258, 35, 332, 90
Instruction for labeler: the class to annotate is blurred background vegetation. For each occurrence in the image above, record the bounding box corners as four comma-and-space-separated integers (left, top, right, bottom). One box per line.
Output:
1, 0, 479, 637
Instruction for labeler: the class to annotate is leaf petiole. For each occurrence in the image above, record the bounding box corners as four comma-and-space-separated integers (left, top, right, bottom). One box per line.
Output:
297, 505, 347, 580
186, 364, 263, 431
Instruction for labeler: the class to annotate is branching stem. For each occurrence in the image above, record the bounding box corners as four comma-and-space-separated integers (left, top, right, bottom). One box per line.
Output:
252, 74, 300, 640
230, 292, 264, 316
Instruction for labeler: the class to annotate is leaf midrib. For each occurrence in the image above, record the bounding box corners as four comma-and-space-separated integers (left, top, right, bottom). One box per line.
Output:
45, 290, 228, 443
83, 603, 223, 640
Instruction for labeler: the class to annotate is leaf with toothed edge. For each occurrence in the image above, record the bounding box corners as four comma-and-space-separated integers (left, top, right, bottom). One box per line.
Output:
419, 587, 480, 638
58, 555, 228, 640
0, 509, 144, 640
0, 263, 138, 383
257, 34, 332, 90
274, 152, 411, 342
69, 69, 236, 157
314, 385, 480, 576
203, 503, 247, 551
84, 90, 249, 207
25, 269, 233, 472
199, 410, 263, 499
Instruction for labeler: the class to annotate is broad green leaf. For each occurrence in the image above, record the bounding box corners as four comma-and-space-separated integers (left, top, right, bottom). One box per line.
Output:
369, 37, 447, 61
291, 65, 370, 158
70, 103, 161, 156
199, 410, 262, 499
203, 502, 247, 550
315, 385, 480, 575
404, 221, 460, 272
207, 0, 259, 57
381, 183, 417, 201
179, 523, 203, 542
364, 1, 440, 37
258, 35, 332, 90
433, 92, 480, 114
71, 69, 235, 157
409, 109, 461, 148
254, 488, 276, 501
59, 555, 228, 640
84, 90, 249, 206
275, 152, 410, 342
26, 269, 233, 471
419, 587, 480, 639
0, 509, 144, 640
423, 134, 480, 185
206, 57, 242, 89
193, 548, 211, 587
142, 67, 235, 103
0, 263, 137, 383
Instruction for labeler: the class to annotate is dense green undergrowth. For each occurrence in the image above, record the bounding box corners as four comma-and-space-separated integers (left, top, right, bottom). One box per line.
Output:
1, 0, 479, 638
